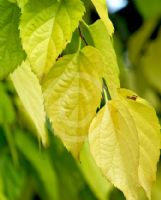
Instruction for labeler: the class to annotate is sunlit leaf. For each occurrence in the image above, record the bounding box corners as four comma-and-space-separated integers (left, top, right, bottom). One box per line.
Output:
10, 60, 47, 145
43, 46, 104, 157
117, 88, 161, 199
0, 0, 25, 80
87, 20, 120, 98
20, 0, 85, 78
89, 100, 140, 200
90, 0, 114, 36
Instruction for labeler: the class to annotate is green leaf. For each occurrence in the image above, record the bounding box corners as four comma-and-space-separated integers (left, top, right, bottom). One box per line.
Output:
140, 30, 161, 94
89, 88, 160, 199
43, 46, 104, 157
20, 0, 85, 78
87, 20, 120, 98
89, 100, 140, 200
134, 0, 161, 19
0, 0, 25, 80
0, 155, 26, 200
10, 60, 47, 145
80, 141, 112, 200
117, 88, 161, 199
15, 131, 59, 200
90, 0, 114, 36
0, 84, 15, 124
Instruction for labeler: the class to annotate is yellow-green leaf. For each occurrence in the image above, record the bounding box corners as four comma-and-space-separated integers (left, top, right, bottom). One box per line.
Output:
80, 141, 112, 200
90, 0, 114, 36
20, 0, 85, 78
89, 100, 140, 200
43, 46, 104, 157
88, 20, 120, 98
10, 60, 47, 145
117, 88, 161, 199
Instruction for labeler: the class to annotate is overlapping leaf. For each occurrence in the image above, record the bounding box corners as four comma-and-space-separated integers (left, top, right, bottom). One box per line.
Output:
118, 89, 161, 199
89, 88, 160, 200
0, 0, 25, 80
89, 100, 140, 200
10, 60, 47, 145
87, 20, 120, 98
20, 0, 85, 78
43, 46, 104, 157
90, 0, 114, 36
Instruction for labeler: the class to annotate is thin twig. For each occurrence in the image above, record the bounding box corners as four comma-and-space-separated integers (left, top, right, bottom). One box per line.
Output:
78, 25, 88, 46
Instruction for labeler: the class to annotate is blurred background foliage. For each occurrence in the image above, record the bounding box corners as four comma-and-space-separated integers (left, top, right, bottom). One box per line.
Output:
0, 0, 161, 199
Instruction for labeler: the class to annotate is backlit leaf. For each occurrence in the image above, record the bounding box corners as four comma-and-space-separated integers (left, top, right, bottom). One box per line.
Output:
43, 46, 104, 157
118, 88, 161, 199
90, 0, 114, 36
89, 88, 161, 199
89, 100, 140, 200
88, 20, 120, 98
10, 60, 47, 145
20, 0, 85, 78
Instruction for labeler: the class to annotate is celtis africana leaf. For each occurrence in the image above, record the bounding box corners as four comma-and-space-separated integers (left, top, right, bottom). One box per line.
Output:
88, 20, 120, 98
117, 88, 161, 199
43, 46, 104, 157
0, 0, 25, 80
10, 60, 47, 145
89, 88, 160, 200
89, 99, 140, 200
20, 0, 85, 79
90, 0, 114, 36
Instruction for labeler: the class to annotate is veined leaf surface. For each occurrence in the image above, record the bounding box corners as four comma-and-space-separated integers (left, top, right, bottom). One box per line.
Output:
89, 88, 160, 199
43, 46, 104, 157
20, 0, 85, 78
118, 88, 161, 199
10, 60, 47, 145
89, 100, 140, 200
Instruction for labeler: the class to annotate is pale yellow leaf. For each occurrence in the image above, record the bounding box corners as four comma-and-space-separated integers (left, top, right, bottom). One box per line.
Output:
43, 46, 104, 157
117, 88, 161, 199
89, 100, 140, 200
10, 60, 47, 145
90, 0, 114, 36
88, 20, 120, 98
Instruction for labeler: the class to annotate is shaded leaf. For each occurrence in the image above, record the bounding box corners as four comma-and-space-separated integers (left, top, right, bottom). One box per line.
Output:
0, 0, 25, 80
